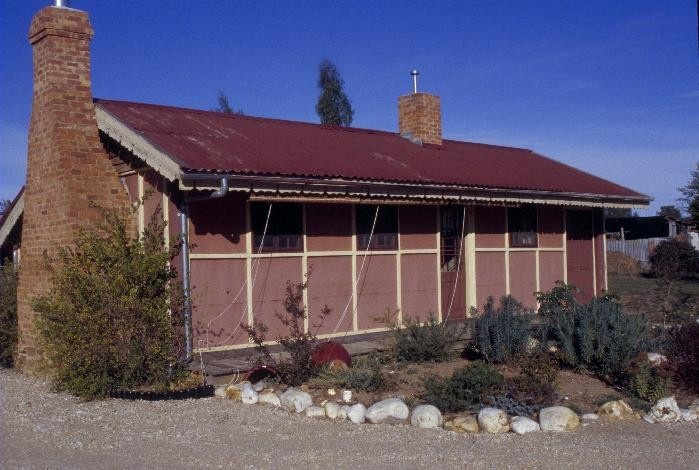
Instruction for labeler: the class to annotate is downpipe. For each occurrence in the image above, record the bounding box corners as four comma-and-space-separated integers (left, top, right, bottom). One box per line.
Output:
179, 177, 229, 364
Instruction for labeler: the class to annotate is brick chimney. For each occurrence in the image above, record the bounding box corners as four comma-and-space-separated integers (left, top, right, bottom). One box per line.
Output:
398, 92, 442, 146
16, 5, 131, 372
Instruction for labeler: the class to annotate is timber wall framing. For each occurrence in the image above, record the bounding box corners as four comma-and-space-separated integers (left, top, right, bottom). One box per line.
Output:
123, 184, 602, 353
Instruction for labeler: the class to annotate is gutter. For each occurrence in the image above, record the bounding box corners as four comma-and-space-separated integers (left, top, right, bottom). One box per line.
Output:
178, 177, 228, 363
179, 172, 651, 208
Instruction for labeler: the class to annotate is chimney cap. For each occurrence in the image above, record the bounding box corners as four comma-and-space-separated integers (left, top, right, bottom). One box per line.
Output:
54, 0, 70, 8
410, 69, 419, 94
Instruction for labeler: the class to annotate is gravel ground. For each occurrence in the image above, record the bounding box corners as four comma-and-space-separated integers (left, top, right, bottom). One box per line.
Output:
2, 369, 698, 469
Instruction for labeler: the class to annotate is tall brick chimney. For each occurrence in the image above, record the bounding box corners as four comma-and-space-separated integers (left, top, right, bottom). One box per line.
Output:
16, 5, 130, 372
398, 92, 442, 146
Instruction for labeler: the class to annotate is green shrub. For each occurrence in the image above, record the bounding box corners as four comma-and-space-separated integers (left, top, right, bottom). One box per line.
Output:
0, 261, 18, 368
669, 322, 699, 392
388, 313, 464, 363
33, 207, 184, 399
243, 275, 331, 386
422, 360, 504, 413
543, 295, 649, 383
649, 239, 699, 322
509, 350, 558, 406
308, 355, 394, 392
536, 281, 579, 318
474, 296, 533, 363
626, 353, 673, 402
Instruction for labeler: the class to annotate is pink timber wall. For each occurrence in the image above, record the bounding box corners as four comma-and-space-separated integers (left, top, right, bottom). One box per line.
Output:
474, 204, 568, 309
182, 194, 601, 349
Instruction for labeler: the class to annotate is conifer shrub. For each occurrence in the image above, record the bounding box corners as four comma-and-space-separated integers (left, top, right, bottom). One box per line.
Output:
33, 207, 184, 399
421, 360, 504, 413
474, 296, 533, 364
383, 312, 465, 363
0, 260, 18, 368
626, 353, 673, 402
540, 287, 649, 383
509, 350, 558, 407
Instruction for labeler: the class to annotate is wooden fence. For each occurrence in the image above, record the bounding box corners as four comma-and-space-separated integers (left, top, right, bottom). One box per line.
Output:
606, 237, 667, 264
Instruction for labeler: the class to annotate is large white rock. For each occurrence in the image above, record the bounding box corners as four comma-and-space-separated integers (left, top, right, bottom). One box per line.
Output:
337, 405, 350, 420
539, 406, 580, 432
597, 400, 638, 421
365, 398, 410, 424
644, 397, 681, 423
680, 408, 698, 422
258, 391, 281, 407
241, 383, 259, 405
647, 352, 668, 365
444, 416, 479, 433
689, 399, 699, 413
280, 388, 313, 413
224, 381, 252, 401
305, 406, 326, 418
477, 408, 510, 433
348, 403, 366, 424
324, 401, 341, 419
511, 416, 540, 434
410, 405, 443, 429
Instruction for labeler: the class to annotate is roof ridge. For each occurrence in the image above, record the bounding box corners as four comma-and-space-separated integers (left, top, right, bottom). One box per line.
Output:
93, 98, 399, 138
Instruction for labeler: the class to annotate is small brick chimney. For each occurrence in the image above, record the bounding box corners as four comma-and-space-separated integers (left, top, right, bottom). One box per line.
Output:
398, 92, 442, 146
16, 5, 130, 372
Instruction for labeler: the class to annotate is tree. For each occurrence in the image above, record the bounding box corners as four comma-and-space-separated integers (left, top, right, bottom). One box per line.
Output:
315, 59, 354, 126
679, 161, 699, 222
649, 238, 699, 324
657, 205, 682, 219
604, 208, 633, 218
213, 91, 244, 115
0, 199, 12, 217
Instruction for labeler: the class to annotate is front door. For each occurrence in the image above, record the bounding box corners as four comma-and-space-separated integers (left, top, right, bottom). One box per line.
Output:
440, 206, 466, 320
566, 209, 594, 302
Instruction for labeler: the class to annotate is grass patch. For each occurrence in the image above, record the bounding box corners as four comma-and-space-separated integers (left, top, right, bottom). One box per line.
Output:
607, 274, 699, 322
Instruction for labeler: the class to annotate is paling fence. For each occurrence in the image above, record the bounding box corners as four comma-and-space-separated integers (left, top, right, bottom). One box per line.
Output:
606, 237, 667, 264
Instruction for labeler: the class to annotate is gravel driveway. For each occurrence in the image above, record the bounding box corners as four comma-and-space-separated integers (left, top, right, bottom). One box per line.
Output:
2, 369, 698, 469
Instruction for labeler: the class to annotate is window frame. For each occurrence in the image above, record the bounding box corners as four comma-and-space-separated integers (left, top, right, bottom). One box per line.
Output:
440, 205, 465, 272
508, 204, 538, 248
250, 201, 303, 253
355, 204, 398, 251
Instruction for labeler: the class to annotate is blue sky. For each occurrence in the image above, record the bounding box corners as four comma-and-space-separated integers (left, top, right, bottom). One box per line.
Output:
1, 1, 697, 213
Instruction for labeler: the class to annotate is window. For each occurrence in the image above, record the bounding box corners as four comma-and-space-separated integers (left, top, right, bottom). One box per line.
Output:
508, 204, 538, 247
250, 202, 302, 252
356, 204, 398, 250
440, 206, 464, 272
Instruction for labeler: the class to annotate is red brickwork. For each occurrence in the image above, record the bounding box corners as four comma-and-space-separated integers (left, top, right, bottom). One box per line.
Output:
398, 93, 442, 146
16, 7, 131, 373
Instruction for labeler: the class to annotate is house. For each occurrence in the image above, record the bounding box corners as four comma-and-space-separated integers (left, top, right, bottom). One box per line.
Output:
606, 216, 690, 241
2, 4, 649, 371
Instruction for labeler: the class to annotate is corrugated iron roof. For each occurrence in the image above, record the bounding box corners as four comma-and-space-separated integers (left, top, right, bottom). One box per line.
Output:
94, 99, 648, 201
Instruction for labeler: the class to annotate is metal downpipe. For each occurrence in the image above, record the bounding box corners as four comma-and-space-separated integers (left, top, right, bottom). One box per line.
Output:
179, 201, 193, 363
179, 177, 229, 363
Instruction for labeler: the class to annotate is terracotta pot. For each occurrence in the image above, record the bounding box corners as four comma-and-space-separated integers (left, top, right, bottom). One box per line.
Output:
311, 341, 352, 369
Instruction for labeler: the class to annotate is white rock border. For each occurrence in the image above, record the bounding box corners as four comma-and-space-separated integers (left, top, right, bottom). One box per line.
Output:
217, 384, 698, 435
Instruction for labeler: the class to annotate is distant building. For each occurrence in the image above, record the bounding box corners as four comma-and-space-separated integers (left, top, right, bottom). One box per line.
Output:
605, 216, 690, 240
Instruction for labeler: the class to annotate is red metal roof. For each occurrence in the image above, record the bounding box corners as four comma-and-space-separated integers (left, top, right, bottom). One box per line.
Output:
95, 99, 648, 201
